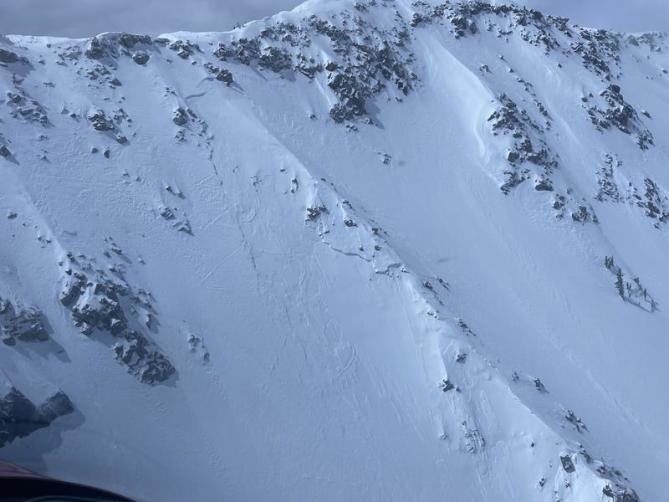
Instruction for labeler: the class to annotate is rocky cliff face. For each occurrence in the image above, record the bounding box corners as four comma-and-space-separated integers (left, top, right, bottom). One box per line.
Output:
0, 1, 667, 500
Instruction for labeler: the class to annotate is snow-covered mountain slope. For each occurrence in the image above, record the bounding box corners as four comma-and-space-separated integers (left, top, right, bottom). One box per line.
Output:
1, 0, 668, 500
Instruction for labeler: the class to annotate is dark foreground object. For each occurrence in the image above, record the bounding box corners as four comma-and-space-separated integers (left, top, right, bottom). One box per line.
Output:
0, 461, 134, 501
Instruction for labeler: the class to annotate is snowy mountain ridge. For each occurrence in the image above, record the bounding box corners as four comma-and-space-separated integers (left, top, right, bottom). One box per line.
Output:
1, 0, 668, 500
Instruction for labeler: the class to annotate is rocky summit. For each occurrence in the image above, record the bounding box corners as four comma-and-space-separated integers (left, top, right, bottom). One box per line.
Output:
0, 1, 667, 500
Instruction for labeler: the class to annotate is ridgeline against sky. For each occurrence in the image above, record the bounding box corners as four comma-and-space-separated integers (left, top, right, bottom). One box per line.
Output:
1, 0, 667, 37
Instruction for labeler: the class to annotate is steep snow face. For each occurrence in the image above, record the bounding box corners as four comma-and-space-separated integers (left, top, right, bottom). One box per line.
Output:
0, 1, 668, 500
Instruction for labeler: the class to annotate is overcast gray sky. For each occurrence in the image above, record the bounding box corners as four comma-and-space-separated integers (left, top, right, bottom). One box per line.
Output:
0, 0, 667, 38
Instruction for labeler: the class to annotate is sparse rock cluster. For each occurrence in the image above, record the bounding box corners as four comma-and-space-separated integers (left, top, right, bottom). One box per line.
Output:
159, 205, 193, 234
604, 256, 657, 312
58, 252, 175, 384
569, 204, 598, 224
594, 461, 641, 502
85, 33, 153, 62
571, 29, 621, 79
158, 183, 193, 234
4, 90, 49, 126
306, 205, 328, 222
409, 1, 628, 82
165, 39, 201, 59
487, 93, 558, 193
461, 420, 485, 453
602, 484, 641, 502
585, 84, 654, 150
203, 63, 234, 85
187, 333, 210, 364
636, 178, 669, 225
552, 446, 641, 502
411, 1, 568, 51
595, 154, 668, 228
86, 108, 128, 144
564, 409, 588, 433
213, 9, 416, 123
595, 154, 622, 203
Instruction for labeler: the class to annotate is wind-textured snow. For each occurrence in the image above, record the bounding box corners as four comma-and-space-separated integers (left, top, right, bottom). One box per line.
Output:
1, 0, 668, 500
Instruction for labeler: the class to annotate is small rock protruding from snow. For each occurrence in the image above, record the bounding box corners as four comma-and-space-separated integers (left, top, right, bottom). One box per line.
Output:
187, 333, 210, 364
204, 63, 234, 85
440, 378, 455, 392
533, 378, 548, 393
132, 51, 150, 65
565, 410, 588, 433
306, 205, 328, 221
172, 107, 189, 126
560, 454, 576, 473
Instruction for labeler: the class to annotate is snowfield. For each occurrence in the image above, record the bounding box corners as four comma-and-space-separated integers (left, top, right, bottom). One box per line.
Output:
1, 0, 668, 500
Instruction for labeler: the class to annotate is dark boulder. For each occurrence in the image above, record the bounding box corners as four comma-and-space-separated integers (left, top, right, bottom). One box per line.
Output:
0, 387, 74, 448
38, 391, 75, 423
602, 485, 641, 502
87, 109, 114, 131
118, 34, 152, 49
560, 455, 576, 473
215, 68, 234, 85
132, 51, 150, 65
85, 37, 106, 59
172, 107, 189, 126
0, 300, 50, 345
440, 379, 455, 392
0, 48, 18, 63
